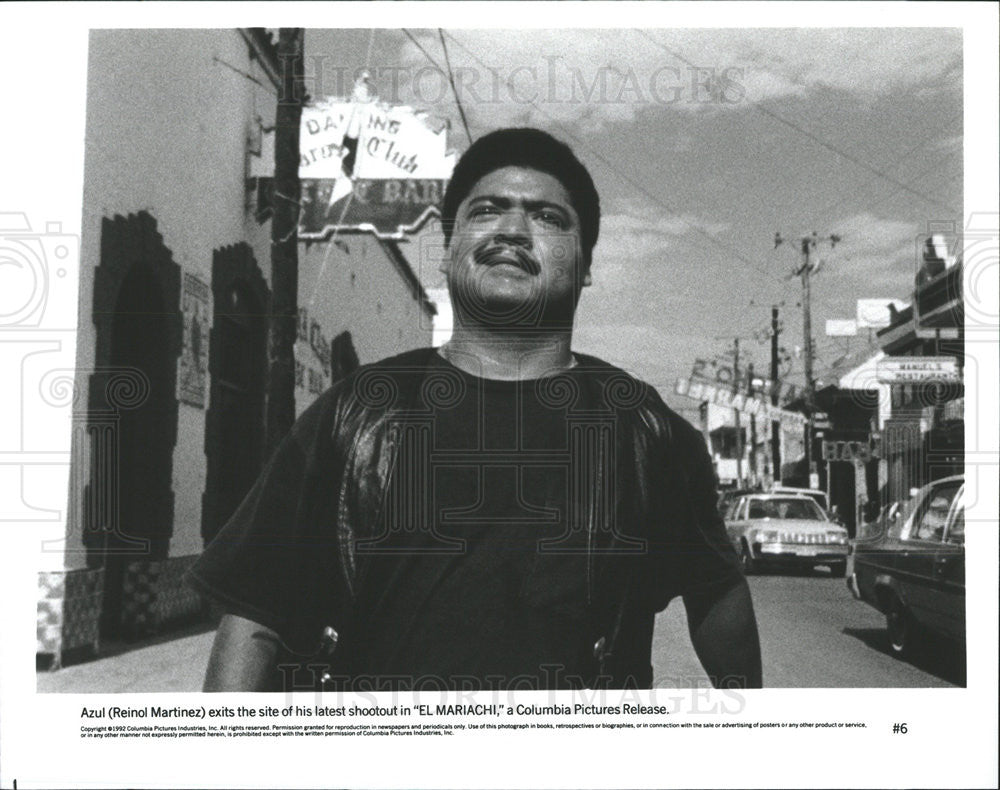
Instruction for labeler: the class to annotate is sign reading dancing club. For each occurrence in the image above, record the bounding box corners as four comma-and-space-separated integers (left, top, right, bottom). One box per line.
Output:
250, 83, 456, 240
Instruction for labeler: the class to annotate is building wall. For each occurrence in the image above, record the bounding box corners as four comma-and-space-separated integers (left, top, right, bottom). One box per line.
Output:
295, 234, 434, 416
42, 29, 434, 664
72, 29, 276, 568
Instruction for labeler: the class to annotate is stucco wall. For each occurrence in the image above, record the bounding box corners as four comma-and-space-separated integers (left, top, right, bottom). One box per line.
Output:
71, 29, 276, 567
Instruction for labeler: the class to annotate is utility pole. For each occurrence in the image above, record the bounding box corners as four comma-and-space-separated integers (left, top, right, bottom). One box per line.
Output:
747, 362, 758, 488
732, 337, 743, 489
265, 28, 306, 460
775, 231, 841, 488
770, 305, 782, 484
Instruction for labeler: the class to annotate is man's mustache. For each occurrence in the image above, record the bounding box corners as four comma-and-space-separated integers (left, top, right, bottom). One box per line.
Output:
471, 241, 541, 276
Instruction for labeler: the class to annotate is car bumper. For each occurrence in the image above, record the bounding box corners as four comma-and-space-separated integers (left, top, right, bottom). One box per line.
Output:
754, 543, 849, 564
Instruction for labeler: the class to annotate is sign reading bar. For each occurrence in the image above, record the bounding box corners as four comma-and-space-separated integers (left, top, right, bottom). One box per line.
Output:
674, 377, 808, 427
875, 356, 960, 384
299, 178, 447, 240
822, 438, 881, 462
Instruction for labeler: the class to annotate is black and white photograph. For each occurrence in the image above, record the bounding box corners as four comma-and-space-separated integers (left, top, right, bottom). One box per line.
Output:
1, 3, 997, 788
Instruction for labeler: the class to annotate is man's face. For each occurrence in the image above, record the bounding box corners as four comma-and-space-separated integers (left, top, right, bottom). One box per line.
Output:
443, 166, 590, 327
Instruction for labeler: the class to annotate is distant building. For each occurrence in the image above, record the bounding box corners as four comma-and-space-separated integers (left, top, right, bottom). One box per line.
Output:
875, 246, 963, 506
38, 29, 435, 668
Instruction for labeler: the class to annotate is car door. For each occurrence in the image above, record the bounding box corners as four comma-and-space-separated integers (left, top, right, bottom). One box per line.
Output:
725, 497, 748, 549
932, 487, 965, 640
897, 480, 963, 632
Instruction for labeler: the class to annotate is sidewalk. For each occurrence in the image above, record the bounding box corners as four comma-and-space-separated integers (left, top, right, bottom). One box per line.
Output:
36, 622, 216, 694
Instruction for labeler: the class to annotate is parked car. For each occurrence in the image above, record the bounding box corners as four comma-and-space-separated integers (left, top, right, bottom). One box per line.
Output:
724, 493, 850, 576
717, 488, 755, 519
849, 475, 965, 657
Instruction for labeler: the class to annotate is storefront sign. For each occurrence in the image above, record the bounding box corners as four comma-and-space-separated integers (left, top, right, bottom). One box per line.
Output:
674, 377, 807, 427
857, 298, 908, 328
250, 94, 455, 240
689, 358, 800, 405
299, 178, 447, 239
822, 437, 881, 463
875, 356, 960, 384
825, 319, 857, 337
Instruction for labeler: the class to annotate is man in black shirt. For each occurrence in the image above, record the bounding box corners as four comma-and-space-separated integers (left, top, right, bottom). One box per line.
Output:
191, 128, 762, 691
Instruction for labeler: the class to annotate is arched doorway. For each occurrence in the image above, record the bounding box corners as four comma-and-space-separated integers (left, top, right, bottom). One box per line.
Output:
202, 244, 269, 544
86, 211, 182, 640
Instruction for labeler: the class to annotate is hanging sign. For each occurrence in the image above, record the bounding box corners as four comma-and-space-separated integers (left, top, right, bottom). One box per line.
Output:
674, 377, 808, 427
251, 90, 456, 240
875, 356, 960, 384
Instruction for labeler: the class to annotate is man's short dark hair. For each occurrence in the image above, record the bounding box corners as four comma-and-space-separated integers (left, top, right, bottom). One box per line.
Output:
441, 128, 600, 260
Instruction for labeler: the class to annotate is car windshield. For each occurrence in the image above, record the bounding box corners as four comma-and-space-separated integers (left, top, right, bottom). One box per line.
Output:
747, 497, 825, 520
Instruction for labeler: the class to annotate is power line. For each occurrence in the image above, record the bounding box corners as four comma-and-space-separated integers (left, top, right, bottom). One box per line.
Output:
439, 30, 793, 293
437, 29, 949, 336
634, 30, 960, 215
401, 29, 445, 74
437, 29, 932, 322
805, 109, 963, 224
403, 28, 474, 145
438, 29, 473, 146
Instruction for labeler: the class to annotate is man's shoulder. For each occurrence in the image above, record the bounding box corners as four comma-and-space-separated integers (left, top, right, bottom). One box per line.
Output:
306, 347, 438, 415
360, 346, 440, 372
571, 352, 700, 446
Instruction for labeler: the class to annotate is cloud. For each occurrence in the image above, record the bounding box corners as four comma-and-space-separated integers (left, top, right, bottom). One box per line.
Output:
593, 206, 730, 274
373, 28, 961, 133
819, 212, 922, 285
649, 28, 962, 103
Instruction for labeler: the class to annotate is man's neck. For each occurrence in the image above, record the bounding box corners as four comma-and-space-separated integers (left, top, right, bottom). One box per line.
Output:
441, 327, 576, 381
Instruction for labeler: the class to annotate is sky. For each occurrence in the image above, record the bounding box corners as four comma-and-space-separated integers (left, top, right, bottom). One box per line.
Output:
305, 27, 964, 411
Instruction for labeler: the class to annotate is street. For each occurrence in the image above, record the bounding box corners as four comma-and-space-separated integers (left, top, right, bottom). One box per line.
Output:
654, 573, 965, 688
38, 573, 963, 693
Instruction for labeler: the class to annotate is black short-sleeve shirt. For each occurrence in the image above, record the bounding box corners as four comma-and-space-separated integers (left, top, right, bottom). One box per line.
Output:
188, 350, 742, 689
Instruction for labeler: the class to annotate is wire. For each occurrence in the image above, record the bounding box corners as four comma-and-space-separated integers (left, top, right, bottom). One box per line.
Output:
364, 28, 376, 67
403, 29, 477, 143
305, 31, 372, 314
438, 30, 794, 294
438, 29, 473, 145
402, 29, 446, 73
806, 109, 963, 224
437, 29, 875, 321
307, 187, 357, 315
635, 30, 959, 216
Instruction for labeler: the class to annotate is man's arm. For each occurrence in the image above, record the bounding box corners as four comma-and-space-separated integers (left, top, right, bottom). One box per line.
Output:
684, 577, 762, 689
203, 614, 281, 692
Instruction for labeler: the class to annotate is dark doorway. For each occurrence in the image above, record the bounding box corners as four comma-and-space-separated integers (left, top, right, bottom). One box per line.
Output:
101, 267, 173, 634
86, 212, 182, 640
202, 244, 269, 544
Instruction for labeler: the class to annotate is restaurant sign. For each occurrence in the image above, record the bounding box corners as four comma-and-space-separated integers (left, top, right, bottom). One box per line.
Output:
875, 356, 960, 384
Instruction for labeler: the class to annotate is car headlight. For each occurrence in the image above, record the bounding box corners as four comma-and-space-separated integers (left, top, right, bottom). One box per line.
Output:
825, 531, 847, 544
753, 529, 781, 543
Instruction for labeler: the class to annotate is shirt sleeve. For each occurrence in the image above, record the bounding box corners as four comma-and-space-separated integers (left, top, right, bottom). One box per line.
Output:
186, 388, 347, 656
648, 410, 745, 610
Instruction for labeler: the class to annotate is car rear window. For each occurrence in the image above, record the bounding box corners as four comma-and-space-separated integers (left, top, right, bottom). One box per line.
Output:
911, 481, 963, 542
747, 498, 824, 520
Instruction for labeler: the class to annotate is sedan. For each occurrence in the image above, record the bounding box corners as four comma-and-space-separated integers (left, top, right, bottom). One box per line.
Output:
849, 475, 965, 657
725, 494, 850, 576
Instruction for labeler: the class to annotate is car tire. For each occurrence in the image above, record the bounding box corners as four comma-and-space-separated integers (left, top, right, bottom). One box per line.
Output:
886, 596, 914, 657
739, 544, 756, 576
829, 561, 847, 578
